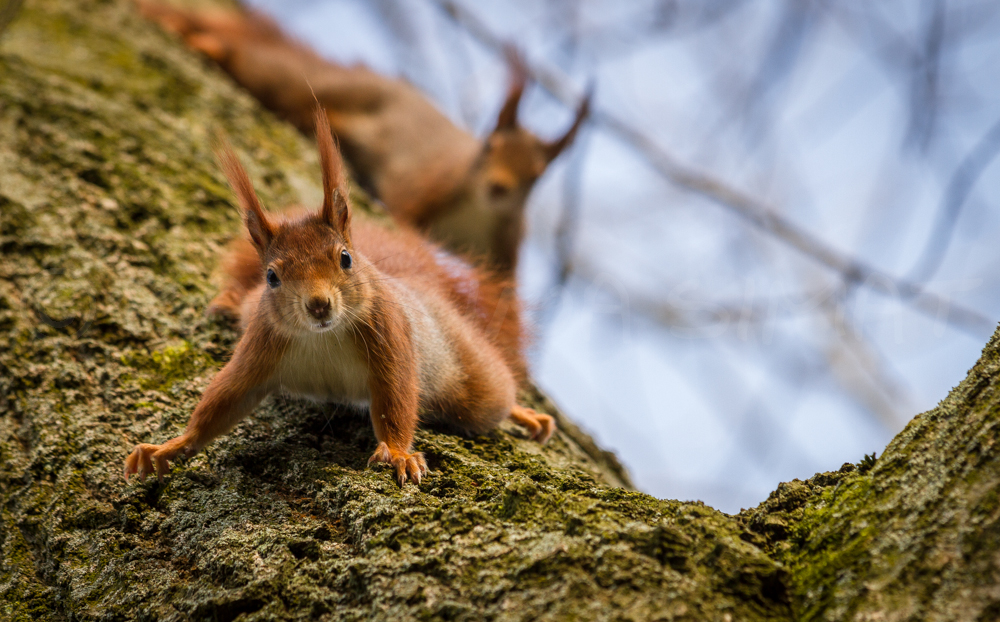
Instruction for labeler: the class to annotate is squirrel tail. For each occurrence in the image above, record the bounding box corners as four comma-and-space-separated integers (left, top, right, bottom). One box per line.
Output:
136, 1, 202, 37
206, 237, 261, 320
138, 1, 287, 61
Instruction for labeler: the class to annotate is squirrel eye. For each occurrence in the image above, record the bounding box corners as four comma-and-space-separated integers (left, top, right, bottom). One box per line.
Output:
340, 250, 352, 270
266, 268, 280, 288
489, 182, 511, 198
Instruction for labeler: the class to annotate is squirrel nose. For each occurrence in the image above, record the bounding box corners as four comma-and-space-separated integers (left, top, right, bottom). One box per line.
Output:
306, 296, 332, 320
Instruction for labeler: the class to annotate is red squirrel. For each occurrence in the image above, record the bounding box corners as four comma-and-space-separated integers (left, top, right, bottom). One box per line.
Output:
124, 109, 555, 486
137, 1, 589, 275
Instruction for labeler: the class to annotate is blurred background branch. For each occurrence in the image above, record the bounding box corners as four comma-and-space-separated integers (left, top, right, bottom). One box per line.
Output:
908, 114, 1000, 282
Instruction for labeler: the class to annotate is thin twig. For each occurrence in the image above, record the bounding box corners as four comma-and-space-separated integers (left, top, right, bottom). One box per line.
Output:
535, 34, 589, 341
554, 127, 587, 289
903, 0, 945, 152
534, 125, 588, 340
907, 113, 1000, 282
822, 304, 913, 430
740, 1, 817, 141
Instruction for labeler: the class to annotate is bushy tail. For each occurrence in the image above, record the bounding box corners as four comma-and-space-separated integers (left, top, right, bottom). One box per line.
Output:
136, 1, 285, 62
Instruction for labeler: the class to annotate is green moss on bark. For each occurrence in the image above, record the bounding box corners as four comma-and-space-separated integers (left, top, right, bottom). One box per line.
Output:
0, 0, 790, 620
741, 329, 1000, 621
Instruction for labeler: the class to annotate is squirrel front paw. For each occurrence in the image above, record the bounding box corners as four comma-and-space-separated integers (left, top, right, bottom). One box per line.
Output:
124, 435, 192, 483
367, 441, 428, 486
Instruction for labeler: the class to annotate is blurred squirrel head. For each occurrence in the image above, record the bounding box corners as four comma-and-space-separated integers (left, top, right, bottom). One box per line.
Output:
473, 51, 590, 216
217, 108, 369, 336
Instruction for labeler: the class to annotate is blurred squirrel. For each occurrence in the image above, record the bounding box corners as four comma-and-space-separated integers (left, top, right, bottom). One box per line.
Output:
124, 109, 555, 486
138, 1, 589, 275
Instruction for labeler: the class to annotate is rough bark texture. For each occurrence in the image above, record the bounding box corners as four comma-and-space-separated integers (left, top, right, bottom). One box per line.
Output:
740, 328, 1000, 621
0, 1, 792, 620
3, 0, 1000, 620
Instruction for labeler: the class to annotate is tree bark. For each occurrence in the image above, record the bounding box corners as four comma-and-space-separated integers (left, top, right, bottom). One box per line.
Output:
741, 327, 1000, 621
0, 1, 996, 621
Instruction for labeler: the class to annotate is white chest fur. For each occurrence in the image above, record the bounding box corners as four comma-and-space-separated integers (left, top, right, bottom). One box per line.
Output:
272, 328, 371, 405
394, 285, 462, 403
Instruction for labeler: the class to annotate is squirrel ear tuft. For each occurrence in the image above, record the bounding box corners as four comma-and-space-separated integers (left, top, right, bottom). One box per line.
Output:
494, 47, 527, 131
544, 85, 591, 162
216, 143, 274, 250
315, 106, 351, 236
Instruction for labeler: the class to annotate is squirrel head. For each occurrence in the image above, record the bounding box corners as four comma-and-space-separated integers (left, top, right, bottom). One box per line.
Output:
472, 51, 590, 216
217, 108, 366, 335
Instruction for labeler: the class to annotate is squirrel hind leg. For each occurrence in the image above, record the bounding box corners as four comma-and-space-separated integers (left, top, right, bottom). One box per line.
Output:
206, 288, 243, 320
208, 237, 262, 321
510, 405, 556, 444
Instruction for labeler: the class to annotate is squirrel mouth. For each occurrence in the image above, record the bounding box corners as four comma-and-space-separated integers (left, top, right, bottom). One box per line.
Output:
311, 319, 334, 332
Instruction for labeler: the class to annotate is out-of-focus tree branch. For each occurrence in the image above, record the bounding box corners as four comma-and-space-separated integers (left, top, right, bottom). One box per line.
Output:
740, 1, 817, 142
428, 0, 996, 339
903, 0, 945, 152
907, 113, 1000, 282
822, 304, 913, 429
569, 258, 913, 430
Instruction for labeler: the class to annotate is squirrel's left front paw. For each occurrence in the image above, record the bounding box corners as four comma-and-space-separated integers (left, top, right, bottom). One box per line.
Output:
368, 442, 428, 486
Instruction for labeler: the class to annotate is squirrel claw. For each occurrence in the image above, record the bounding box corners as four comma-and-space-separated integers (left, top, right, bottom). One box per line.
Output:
125, 443, 165, 482
510, 406, 556, 444
124, 444, 154, 482
368, 442, 428, 486
123, 436, 190, 483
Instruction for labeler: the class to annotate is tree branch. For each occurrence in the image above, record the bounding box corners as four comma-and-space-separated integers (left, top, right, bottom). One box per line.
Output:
907, 112, 1000, 282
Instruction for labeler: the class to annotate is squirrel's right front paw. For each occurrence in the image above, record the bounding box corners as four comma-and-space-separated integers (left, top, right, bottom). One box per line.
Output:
367, 442, 428, 486
124, 435, 191, 483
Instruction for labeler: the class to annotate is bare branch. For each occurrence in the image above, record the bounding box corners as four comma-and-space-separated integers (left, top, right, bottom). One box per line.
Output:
533, 132, 588, 340
554, 128, 588, 290
740, 1, 818, 141
822, 305, 913, 430
907, 113, 1000, 282
903, 0, 945, 152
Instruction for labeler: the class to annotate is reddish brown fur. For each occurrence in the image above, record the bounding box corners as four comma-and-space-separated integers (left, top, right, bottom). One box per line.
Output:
206, 237, 260, 322
124, 108, 554, 487
137, 1, 588, 275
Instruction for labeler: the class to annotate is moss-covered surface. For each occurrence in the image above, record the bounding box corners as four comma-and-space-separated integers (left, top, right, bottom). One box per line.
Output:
739, 326, 1000, 621
8, 0, 1000, 619
0, 1, 794, 620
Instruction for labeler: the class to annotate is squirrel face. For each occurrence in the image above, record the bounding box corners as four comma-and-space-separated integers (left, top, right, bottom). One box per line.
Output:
258, 218, 365, 335
474, 68, 590, 209
473, 130, 548, 217
217, 106, 358, 337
